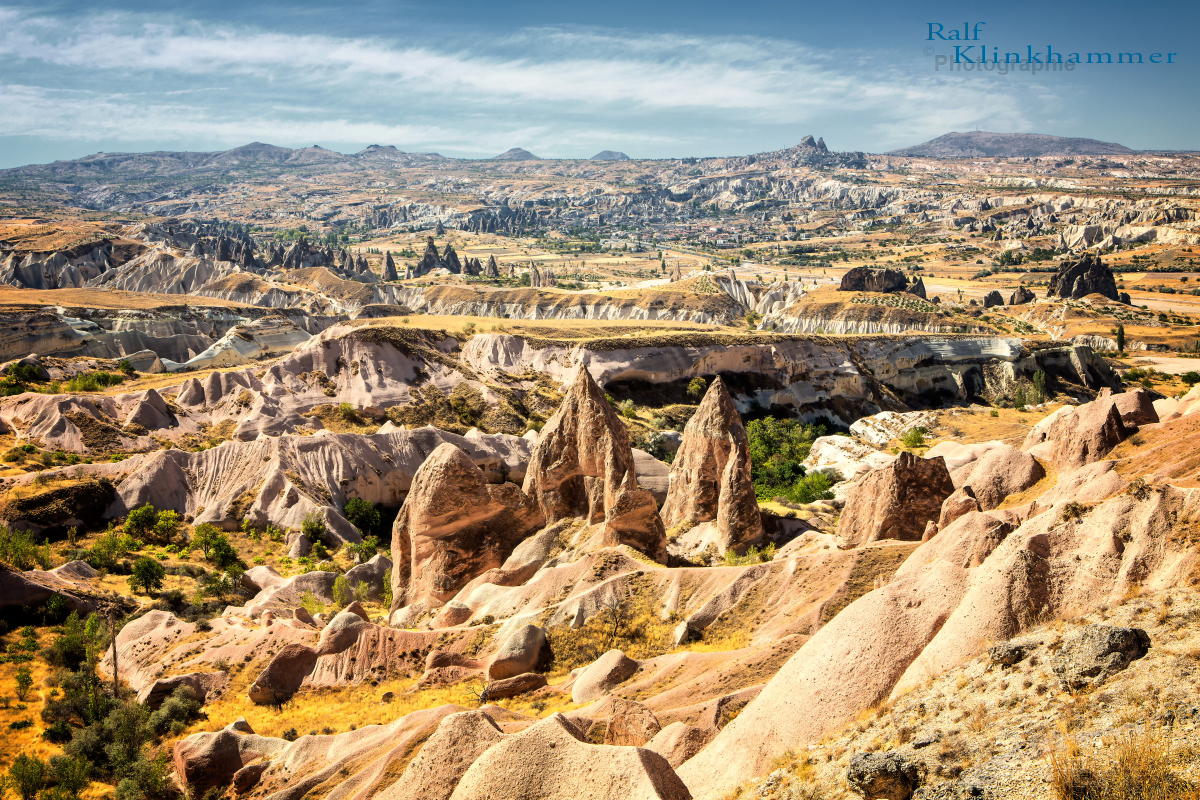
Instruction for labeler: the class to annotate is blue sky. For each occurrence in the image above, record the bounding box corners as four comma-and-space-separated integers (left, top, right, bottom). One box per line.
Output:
0, 0, 1195, 168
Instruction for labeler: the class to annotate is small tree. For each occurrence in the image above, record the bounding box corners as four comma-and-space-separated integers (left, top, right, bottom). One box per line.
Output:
191, 524, 222, 558
14, 666, 33, 701
1115, 324, 1126, 352
123, 504, 157, 539
128, 556, 165, 595
153, 510, 181, 545
381, 568, 393, 609
7, 754, 46, 800
1032, 370, 1047, 405
686, 377, 708, 401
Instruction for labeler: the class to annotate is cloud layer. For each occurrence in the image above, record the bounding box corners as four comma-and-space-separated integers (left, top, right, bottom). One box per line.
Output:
0, 6, 1054, 161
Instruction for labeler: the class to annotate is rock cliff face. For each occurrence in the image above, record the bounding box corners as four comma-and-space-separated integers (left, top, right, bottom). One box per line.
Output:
522, 368, 667, 562
1046, 253, 1120, 301
390, 443, 543, 611
838, 267, 907, 293
660, 377, 761, 553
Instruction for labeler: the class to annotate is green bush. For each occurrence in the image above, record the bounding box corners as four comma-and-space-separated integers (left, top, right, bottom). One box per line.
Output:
0, 527, 51, 570
686, 377, 708, 400
8, 753, 46, 800
64, 371, 125, 393
86, 528, 137, 571
301, 512, 326, 544
342, 498, 381, 537
1182, 371, 1200, 386
900, 427, 927, 448
331, 575, 351, 608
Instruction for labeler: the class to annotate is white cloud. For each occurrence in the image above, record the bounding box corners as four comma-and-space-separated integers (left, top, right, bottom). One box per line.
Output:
0, 6, 1054, 155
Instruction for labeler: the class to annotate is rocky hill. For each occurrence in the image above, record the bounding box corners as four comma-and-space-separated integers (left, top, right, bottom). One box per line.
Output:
889, 131, 1135, 158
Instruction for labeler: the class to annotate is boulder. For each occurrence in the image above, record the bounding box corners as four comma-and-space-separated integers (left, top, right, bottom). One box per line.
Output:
390, 443, 543, 610
604, 698, 662, 747
247, 643, 319, 705
846, 752, 924, 800
644, 722, 716, 769
1047, 252, 1119, 301
949, 443, 1044, 510
837, 452, 954, 547
136, 671, 228, 708
938, 486, 981, 528
172, 730, 244, 795
1105, 387, 1158, 426
487, 624, 546, 680
1009, 286, 1035, 305
484, 672, 547, 700
839, 267, 907, 293
571, 649, 639, 704
982, 290, 1004, 308
344, 554, 392, 602
1050, 625, 1150, 689
522, 368, 666, 562
446, 714, 689, 800
988, 640, 1030, 667
660, 377, 762, 552
232, 762, 270, 794
1022, 397, 1130, 470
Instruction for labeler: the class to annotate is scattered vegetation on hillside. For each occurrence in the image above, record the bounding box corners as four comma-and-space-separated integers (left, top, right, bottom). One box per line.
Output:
745, 417, 840, 504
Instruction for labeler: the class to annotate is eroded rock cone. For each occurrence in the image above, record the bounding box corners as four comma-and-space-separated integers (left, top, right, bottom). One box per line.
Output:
390, 443, 543, 610
837, 452, 954, 547
1047, 252, 1118, 300
522, 368, 667, 562
484, 254, 499, 278
983, 290, 1004, 308
661, 377, 761, 552
1009, 285, 1034, 305
906, 276, 927, 299
382, 252, 398, 281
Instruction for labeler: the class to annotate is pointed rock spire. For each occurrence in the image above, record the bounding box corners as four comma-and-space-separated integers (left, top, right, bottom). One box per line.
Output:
484, 254, 499, 278
660, 377, 761, 552
382, 251, 398, 281
522, 368, 667, 562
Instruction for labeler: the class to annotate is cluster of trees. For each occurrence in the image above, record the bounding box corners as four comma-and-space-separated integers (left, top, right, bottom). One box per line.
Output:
6, 611, 202, 800
745, 417, 840, 505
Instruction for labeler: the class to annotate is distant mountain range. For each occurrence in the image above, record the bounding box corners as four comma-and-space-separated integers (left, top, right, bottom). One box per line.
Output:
888, 131, 1135, 158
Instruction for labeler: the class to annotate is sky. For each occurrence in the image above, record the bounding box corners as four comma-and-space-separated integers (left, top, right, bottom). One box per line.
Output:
0, 0, 1196, 168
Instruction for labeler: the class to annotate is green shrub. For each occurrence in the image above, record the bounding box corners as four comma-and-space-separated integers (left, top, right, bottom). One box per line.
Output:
86, 528, 137, 571
15, 666, 33, 701
900, 427, 927, 448
344, 534, 380, 563
686, 377, 708, 400
342, 498, 381, 537
152, 511, 181, 545
301, 512, 326, 544
0, 527, 51, 570
8, 753, 46, 800
331, 575, 351, 608
1182, 371, 1200, 386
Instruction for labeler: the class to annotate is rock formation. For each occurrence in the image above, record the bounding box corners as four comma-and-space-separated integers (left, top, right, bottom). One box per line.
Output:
838, 267, 907, 293
1046, 253, 1119, 301
983, 290, 1004, 308
390, 443, 543, 612
521, 368, 667, 562
1009, 285, 1035, 305
906, 276, 926, 299
660, 377, 761, 552
836, 452, 954, 546
382, 252, 398, 281
484, 255, 499, 277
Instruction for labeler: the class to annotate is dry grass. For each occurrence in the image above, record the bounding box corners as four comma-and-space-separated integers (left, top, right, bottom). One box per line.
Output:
1050, 730, 1200, 800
